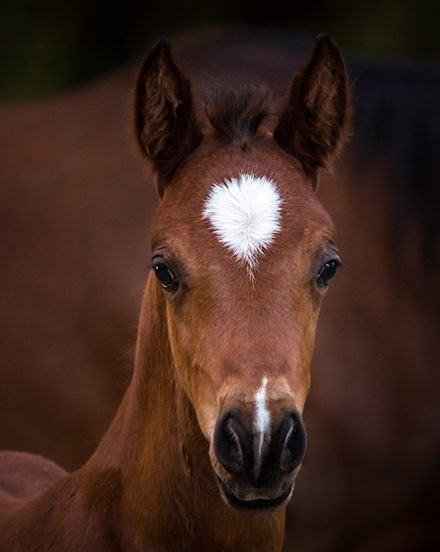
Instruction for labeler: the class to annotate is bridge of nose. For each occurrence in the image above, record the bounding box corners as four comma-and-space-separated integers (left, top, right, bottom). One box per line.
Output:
218, 376, 297, 431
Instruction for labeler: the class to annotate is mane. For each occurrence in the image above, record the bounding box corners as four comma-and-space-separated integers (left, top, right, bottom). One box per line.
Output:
203, 82, 273, 145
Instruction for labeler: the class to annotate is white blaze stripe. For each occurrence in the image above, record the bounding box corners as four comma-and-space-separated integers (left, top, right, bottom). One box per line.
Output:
254, 376, 270, 435
254, 376, 271, 477
203, 174, 282, 278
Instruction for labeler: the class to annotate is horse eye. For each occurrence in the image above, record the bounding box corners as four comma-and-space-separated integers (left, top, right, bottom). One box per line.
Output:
316, 259, 341, 288
153, 262, 177, 291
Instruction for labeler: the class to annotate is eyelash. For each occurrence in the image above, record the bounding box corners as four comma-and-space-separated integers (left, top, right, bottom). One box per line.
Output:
316, 258, 342, 288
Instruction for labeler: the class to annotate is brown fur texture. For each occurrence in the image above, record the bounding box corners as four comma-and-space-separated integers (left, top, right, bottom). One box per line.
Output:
205, 82, 273, 146
1, 26, 439, 551
0, 35, 349, 550
135, 39, 203, 194
274, 34, 350, 188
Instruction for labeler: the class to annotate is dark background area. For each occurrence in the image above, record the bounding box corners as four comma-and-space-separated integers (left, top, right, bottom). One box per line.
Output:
1, 0, 439, 100
1, 2, 439, 549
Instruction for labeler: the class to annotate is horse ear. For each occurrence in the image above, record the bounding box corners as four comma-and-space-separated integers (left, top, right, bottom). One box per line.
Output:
134, 39, 202, 196
273, 34, 350, 190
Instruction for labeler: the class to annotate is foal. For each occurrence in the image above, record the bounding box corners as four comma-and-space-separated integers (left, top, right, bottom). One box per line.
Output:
0, 34, 349, 551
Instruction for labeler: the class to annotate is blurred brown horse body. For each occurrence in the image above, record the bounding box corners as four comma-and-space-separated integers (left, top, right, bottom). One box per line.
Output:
0, 28, 439, 550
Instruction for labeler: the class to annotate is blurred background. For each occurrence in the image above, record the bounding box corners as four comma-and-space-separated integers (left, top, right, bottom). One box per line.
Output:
1, 0, 439, 100
1, 2, 439, 551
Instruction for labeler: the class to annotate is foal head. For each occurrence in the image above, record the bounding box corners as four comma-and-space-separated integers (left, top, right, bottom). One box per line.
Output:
135, 35, 349, 512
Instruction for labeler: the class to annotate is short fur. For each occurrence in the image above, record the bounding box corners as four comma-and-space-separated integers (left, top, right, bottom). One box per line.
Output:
0, 35, 350, 551
274, 34, 351, 188
205, 82, 273, 147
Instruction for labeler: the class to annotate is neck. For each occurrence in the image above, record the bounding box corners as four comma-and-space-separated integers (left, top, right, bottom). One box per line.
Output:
85, 275, 285, 551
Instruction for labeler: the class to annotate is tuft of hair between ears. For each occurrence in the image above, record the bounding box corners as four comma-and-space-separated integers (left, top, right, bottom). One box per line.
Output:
204, 83, 273, 149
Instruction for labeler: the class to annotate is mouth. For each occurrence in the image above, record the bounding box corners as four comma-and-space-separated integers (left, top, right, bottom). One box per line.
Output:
216, 476, 293, 513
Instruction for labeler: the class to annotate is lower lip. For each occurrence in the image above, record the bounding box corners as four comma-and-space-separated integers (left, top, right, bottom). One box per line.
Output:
217, 476, 292, 513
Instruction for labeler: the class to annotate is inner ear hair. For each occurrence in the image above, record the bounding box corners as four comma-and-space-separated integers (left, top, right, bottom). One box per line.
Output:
274, 34, 351, 189
134, 39, 202, 194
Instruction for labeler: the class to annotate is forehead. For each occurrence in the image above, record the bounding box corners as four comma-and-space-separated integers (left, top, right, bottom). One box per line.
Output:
151, 144, 335, 258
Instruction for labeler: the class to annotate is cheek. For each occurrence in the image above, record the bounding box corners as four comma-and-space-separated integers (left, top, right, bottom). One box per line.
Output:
166, 308, 191, 381
293, 371, 311, 413
285, 309, 319, 411
166, 308, 219, 440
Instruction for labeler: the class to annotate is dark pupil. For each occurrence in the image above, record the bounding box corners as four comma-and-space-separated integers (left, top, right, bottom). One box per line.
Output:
154, 264, 175, 289
319, 260, 338, 286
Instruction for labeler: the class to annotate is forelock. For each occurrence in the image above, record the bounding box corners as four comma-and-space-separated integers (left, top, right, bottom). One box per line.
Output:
204, 82, 273, 145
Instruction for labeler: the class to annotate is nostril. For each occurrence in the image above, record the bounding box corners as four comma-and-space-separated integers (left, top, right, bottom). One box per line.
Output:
214, 410, 244, 475
280, 423, 296, 472
279, 410, 307, 473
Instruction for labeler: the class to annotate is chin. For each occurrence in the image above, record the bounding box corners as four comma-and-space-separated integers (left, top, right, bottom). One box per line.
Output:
216, 475, 293, 513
